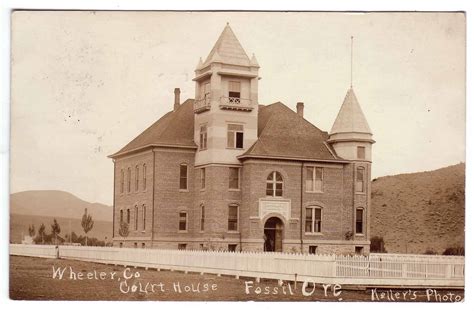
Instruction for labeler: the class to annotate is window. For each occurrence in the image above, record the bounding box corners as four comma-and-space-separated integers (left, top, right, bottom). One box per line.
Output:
134, 242, 137, 248
355, 246, 363, 255
229, 167, 240, 189
227, 124, 244, 149
127, 168, 131, 192
142, 164, 146, 190
202, 82, 210, 103
356, 167, 365, 192
305, 207, 322, 233
228, 244, 237, 252
142, 205, 146, 230
135, 165, 139, 191
126, 209, 130, 224
134, 205, 138, 230
120, 169, 124, 193
120, 209, 123, 223
179, 212, 187, 231
356, 208, 364, 234
309, 246, 318, 254
266, 171, 283, 197
306, 167, 323, 192
357, 146, 366, 160
200, 204, 205, 232
178, 243, 187, 250
228, 205, 239, 231
228, 81, 241, 100
200, 168, 206, 189
179, 164, 188, 190
199, 125, 208, 150
119, 242, 123, 248
141, 243, 145, 249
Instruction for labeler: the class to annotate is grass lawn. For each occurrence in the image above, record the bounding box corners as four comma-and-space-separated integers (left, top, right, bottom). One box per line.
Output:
9, 255, 464, 302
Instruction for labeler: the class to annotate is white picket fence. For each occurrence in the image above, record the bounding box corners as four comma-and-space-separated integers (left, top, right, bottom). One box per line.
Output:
10, 244, 464, 288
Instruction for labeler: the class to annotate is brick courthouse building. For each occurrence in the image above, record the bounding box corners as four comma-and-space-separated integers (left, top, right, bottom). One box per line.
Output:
109, 25, 375, 254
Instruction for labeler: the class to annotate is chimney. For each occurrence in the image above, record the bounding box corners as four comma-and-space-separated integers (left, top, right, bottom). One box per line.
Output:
174, 88, 181, 111
296, 102, 304, 117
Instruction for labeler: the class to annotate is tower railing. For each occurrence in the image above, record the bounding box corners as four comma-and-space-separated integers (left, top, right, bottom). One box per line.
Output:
219, 96, 253, 111
194, 97, 211, 113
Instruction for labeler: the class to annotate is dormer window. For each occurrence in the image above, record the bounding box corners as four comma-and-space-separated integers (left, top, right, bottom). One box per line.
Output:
228, 81, 241, 103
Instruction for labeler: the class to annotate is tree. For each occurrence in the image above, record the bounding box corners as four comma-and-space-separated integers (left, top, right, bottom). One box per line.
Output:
38, 223, 46, 244
28, 224, 36, 238
81, 208, 94, 246
118, 221, 129, 238
51, 219, 61, 245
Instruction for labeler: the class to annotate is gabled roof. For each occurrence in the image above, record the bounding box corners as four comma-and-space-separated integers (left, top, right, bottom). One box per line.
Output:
109, 99, 196, 157
203, 24, 251, 67
240, 103, 340, 161
330, 88, 372, 135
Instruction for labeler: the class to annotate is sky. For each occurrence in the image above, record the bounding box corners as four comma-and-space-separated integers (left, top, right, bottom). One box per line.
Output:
9, 11, 465, 205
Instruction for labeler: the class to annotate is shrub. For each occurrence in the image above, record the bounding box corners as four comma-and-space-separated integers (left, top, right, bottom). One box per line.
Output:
370, 236, 386, 253
424, 248, 437, 255
443, 247, 464, 256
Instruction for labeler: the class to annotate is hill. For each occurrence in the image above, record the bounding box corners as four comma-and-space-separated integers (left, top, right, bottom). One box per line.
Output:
10, 190, 112, 221
370, 163, 465, 254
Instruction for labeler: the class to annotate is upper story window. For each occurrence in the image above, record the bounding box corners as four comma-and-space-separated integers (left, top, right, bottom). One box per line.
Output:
127, 168, 131, 193
142, 205, 146, 230
179, 164, 188, 190
266, 171, 283, 197
203, 82, 211, 102
229, 167, 240, 189
126, 208, 130, 224
134, 205, 139, 230
227, 124, 244, 149
179, 211, 187, 232
200, 204, 205, 232
199, 125, 208, 150
120, 209, 123, 223
200, 168, 206, 189
135, 165, 139, 191
228, 81, 241, 100
142, 164, 146, 190
228, 204, 239, 231
357, 146, 366, 160
305, 206, 322, 234
120, 169, 124, 193
356, 208, 364, 234
306, 167, 323, 192
356, 167, 365, 193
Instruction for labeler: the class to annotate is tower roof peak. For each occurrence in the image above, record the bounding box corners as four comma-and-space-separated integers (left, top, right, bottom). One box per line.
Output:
203, 24, 251, 67
330, 88, 372, 135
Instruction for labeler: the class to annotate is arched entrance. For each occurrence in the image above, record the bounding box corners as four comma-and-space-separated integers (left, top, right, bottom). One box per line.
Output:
264, 217, 284, 252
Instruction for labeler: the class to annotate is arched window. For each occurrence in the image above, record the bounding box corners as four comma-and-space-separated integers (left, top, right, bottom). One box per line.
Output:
135, 165, 139, 191
200, 204, 205, 232
142, 205, 146, 230
134, 205, 138, 230
356, 167, 365, 193
120, 169, 124, 193
179, 164, 188, 190
305, 206, 322, 233
142, 164, 146, 190
356, 208, 364, 234
266, 171, 283, 197
127, 168, 131, 192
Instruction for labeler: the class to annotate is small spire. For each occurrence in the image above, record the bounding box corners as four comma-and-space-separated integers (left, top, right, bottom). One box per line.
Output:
195, 57, 203, 70
250, 53, 260, 67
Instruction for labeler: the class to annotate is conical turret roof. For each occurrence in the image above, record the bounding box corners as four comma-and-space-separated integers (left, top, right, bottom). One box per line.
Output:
203, 24, 251, 67
330, 88, 372, 135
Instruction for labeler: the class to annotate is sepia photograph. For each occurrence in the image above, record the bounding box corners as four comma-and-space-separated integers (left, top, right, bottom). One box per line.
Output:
5, 9, 467, 303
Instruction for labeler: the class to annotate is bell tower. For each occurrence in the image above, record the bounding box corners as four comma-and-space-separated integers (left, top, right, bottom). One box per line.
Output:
193, 24, 260, 166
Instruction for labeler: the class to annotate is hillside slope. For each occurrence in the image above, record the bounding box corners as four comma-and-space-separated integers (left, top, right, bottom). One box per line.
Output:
371, 163, 465, 254
10, 190, 112, 221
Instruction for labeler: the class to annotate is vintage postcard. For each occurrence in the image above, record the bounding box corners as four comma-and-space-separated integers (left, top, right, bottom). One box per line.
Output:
8, 10, 466, 302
